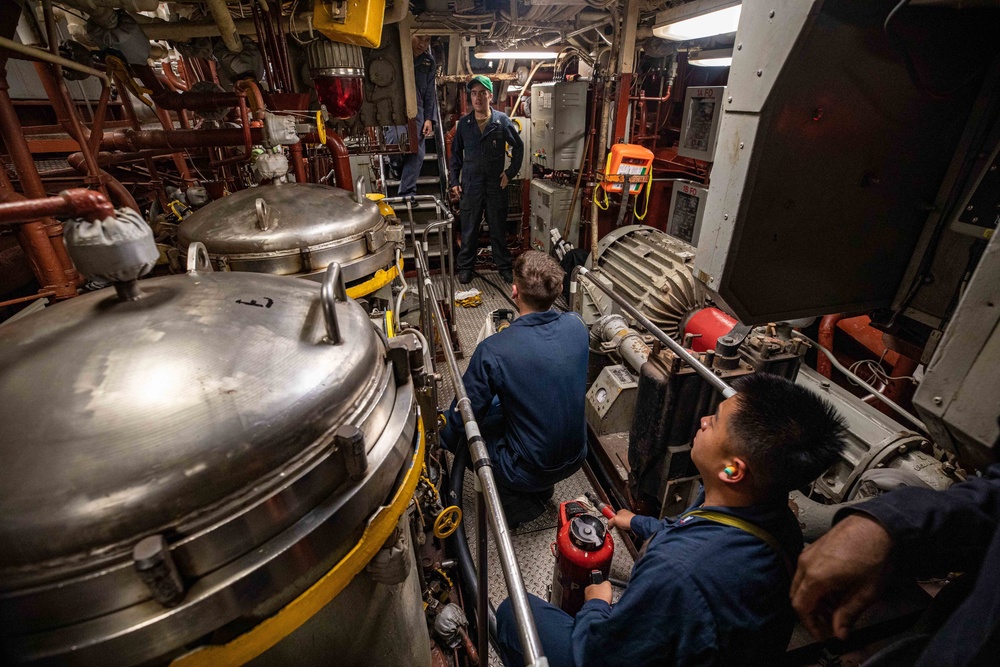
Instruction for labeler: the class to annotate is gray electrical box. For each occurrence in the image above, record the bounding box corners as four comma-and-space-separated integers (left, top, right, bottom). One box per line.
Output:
530, 81, 588, 171
530, 179, 582, 253
677, 85, 725, 162
665, 180, 708, 247
585, 365, 639, 436
505, 116, 531, 177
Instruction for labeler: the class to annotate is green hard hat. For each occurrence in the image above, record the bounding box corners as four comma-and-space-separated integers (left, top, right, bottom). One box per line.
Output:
466, 75, 493, 94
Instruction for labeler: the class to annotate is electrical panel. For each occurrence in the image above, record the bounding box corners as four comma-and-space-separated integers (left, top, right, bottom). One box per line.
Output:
665, 180, 708, 246
530, 82, 588, 171
530, 179, 581, 253
677, 86, 725, 162
505, 116, 531, 177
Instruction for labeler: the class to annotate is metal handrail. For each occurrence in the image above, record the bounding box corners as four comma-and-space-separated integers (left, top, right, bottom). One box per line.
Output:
571, 265, 737, 399
407, 204, 547, 667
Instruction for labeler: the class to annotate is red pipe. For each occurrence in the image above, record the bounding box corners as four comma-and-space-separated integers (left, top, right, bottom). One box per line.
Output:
0, 189, 115, 225
303, 131, 353, 191
0, 167, 76, 300
161, 61, 190, 92
65, 154, 139, 211
817, 314, 845, 378
289, 141, 308, 184
0, 60, 81, 289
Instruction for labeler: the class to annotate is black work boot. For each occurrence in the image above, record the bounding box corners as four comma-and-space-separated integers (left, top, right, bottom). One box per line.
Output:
459, 270, 474, 284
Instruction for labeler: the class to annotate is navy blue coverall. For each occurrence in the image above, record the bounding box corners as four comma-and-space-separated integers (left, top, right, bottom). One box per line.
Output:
841, 463, 1000, 665
497, 491, 803, 667
448, 109, 524, 274
441, 310, 587, 493
397, 50, 438, 197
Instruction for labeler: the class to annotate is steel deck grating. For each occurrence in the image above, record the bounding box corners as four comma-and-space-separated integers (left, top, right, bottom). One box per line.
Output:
423, 269, 634, 665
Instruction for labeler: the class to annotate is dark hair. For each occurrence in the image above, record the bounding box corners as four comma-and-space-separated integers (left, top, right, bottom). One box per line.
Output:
513, 251, 564, 311
728, 373, 847, 496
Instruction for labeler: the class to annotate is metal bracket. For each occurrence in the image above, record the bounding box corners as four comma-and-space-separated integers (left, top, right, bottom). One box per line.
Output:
255, 198, 270, 231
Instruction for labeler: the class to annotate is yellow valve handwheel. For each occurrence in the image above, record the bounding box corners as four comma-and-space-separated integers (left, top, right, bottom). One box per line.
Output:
433, 506, 463, 539
316, 111, 327, 144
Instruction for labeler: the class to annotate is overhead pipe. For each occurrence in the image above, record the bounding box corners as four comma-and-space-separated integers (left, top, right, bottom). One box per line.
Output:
133, 65, 239, 111
0, 36, 108, 81
206, 0, 243, 53
65, 154, 139, 211
101, 127, 266, 151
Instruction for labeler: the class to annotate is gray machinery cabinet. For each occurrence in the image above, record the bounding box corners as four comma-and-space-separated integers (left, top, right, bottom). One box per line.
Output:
530, 81, 588, 171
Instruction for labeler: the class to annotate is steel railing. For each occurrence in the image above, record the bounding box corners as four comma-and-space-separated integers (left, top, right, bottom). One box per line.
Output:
393, 195, 548, 666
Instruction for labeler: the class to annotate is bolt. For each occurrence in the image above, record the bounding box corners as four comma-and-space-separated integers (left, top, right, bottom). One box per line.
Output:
728, 96, 733, 103
967, 205, 975, 211
933, 396, 943, 405
769, 10, 775, 18
737, 43, 742, 50
756, 69, 763, 77
739, 142, 745, 149
820, 380, 831, 389
724, 213, 729, 220
897, 444, 908, 454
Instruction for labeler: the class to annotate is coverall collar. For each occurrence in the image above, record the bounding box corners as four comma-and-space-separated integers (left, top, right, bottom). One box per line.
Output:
473, 109, 498, 138
512, 310, 561, 327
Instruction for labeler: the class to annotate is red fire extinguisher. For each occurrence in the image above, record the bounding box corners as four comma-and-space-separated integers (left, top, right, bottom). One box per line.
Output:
551, 498, 615, 616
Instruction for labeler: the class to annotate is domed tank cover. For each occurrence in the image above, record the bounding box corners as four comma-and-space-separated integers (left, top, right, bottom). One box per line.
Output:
569, 515, 607, 551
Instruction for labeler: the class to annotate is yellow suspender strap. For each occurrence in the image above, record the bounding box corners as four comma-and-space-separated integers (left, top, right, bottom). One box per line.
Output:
681, 509, 794, 576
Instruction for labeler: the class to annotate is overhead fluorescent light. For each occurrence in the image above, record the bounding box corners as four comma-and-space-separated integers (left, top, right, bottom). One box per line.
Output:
689, 49, 734, 67
653, 0, 742, 42
474, 49, 560, 60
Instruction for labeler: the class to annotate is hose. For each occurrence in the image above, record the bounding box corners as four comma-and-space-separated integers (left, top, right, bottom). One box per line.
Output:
447, 444, 500, 651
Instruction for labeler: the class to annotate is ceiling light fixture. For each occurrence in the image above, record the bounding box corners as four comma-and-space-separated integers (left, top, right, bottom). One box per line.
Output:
688, 48, 734, 67
473, 49, 561, 60
653, 0, 742, 42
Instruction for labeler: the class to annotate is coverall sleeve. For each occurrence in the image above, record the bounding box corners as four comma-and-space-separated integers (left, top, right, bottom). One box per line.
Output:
504, 117, 524, 182
443, 344, 498, 441
448, 122, 464, 189
423, 64, 438, 126
840, 463, 1000, 576
572, 558, 717, 666
629, 515, 666, 541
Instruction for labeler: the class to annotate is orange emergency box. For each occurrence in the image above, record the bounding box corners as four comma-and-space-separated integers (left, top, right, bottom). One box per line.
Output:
603, 144, 654, 194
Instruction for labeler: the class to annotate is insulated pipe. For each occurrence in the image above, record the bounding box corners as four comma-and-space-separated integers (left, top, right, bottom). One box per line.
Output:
817, 314, 845, 378
206, 0, 243, 53
572, 266, 738, 398
408, 209, 546, 667
0, 188, 115, 225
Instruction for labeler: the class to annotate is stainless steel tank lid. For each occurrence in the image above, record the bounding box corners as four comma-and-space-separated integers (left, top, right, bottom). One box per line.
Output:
0, 270, 382, 569
176, 182, 383, 255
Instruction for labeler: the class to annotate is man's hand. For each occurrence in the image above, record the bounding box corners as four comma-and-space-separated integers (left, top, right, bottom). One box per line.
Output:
791, 514, 894, 641
608, 509, 635, 533
584, 580, 613, 604
450, 185, 462, 199
422, 119, 434, 137
500, 173, 509, 189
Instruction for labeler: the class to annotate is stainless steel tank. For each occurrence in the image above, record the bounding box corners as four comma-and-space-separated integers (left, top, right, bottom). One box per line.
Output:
0, 262, 428, 666
176, 183, 402, 282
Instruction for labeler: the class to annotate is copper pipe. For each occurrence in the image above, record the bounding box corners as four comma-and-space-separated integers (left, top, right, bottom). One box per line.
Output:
152, 106, 196, 186
0, 166, 76, 299
249, 1, 280, 91
237, 93, 253, 156
87, 82, 112, 155
0, 60, 80, 288
289, 141, 308, 184
0, 290, 56, 308
64, 154, 139, 210
0, 189, 115, 224
817, 314, 845, 378
302, 131, 353, 191
161, 61, 190, 92
108, 69, 168, 207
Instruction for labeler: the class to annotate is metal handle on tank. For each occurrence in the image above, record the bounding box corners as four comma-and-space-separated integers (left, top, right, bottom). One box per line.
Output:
572, 265, 737, 399
354, 176, 366, 204
186, 241, 213, 273
321, 262, 348, 344
254, 198, 270, 230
